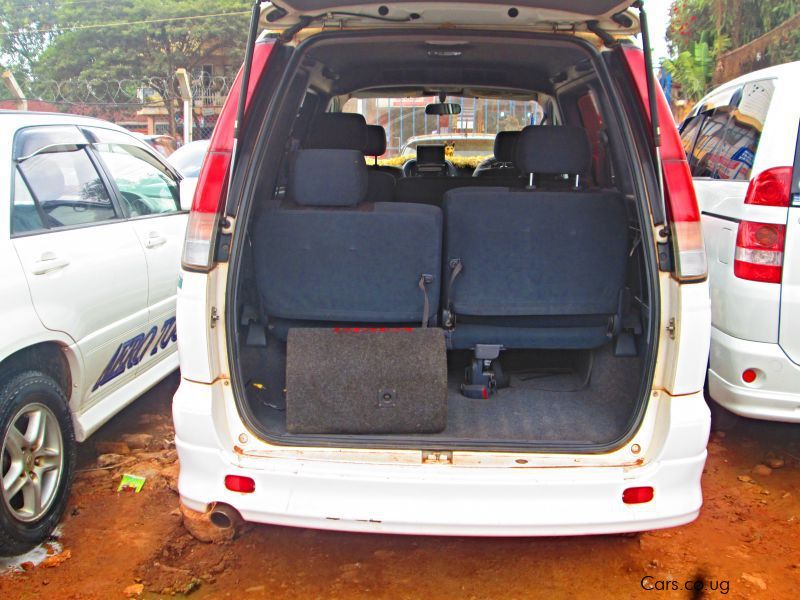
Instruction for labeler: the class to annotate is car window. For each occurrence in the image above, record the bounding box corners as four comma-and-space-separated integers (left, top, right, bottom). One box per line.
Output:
168, 140, 209, 177
16, 148, 117, 229
94, 143, 181, 217
686, 79, 775, 181
11, 171, 45, 234
343, 95, 546, 169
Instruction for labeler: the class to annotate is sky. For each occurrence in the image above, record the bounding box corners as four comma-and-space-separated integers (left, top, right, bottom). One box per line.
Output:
640, 0, 673, 64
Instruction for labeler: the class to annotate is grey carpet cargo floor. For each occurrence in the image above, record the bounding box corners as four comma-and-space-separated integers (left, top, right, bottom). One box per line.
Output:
244, 340, 643, 446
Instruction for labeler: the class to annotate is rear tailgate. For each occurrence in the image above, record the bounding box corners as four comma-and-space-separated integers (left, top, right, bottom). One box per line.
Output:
779, 124, 800, 364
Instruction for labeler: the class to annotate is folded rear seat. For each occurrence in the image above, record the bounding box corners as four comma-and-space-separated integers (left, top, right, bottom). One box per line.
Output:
443, 125, 629, 350
394, 175, 524, 207
253, 148, 442, 338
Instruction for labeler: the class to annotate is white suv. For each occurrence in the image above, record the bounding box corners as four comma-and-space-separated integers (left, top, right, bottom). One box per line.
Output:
174, 0, 711, 537
680, 62, 800, 423
0, 111, 188, 554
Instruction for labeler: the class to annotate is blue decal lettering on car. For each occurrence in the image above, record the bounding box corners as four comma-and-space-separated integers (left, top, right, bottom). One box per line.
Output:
93, 319, 178, 391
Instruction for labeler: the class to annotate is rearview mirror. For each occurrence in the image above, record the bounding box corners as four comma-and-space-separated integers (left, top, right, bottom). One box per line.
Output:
425, 103, 461, 116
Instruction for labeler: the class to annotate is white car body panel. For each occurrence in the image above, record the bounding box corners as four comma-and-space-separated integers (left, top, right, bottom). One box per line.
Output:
0, 111, 184, 442
12, 222, 150, 410
781, 203, 800, 364
686, 62, 800, 420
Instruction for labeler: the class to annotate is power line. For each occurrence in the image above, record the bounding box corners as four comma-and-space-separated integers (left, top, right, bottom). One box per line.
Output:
0, 10, 250, 36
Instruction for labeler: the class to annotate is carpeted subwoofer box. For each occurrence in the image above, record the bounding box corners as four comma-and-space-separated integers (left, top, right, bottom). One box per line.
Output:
286, 327, 447, 434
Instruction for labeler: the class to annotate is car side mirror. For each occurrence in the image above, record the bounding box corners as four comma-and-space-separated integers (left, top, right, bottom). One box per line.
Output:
179, 178, 197, 211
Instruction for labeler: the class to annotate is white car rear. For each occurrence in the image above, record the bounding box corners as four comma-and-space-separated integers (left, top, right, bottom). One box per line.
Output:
680, 62, 800, 422
174, 0, 712, 537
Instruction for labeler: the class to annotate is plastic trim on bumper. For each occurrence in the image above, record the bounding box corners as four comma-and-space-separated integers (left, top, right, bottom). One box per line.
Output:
708, 326, 800, 423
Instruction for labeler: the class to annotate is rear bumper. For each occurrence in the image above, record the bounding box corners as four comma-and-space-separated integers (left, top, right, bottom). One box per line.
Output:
708, 326, 800, 422
173, 380, 710, 537
175, 441, 706, 536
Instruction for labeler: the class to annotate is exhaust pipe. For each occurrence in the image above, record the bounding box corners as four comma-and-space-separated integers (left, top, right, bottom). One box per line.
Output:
209, 502, 242, 531
180, 502, 242, 543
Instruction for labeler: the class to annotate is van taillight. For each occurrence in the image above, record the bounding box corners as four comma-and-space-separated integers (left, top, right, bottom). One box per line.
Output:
182, 41, 275, 271
662, 160, 707, 281
744, 166, 792, 207
621, 47, 707, 282
734, 220, 786, 283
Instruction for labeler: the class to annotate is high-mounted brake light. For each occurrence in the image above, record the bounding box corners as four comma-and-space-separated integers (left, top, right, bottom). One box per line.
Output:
181, 40, 275, 271
734, 220, 786, 283
621, 46, 707, 282
744, 166, 793, 207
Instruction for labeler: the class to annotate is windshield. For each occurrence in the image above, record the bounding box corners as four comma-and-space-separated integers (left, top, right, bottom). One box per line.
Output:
343, 96, 546, 168
168, 140, 210, 178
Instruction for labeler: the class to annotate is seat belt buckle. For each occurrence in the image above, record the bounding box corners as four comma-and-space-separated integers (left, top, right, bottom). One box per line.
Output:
460, 382, 494, 400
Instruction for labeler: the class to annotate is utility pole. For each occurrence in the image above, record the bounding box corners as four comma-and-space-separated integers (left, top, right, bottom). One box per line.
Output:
2, 71, 28, 111
175, 68, 193, 145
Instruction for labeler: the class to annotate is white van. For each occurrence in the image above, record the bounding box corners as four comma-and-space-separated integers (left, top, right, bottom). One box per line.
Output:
680, 61, 800, 422
173, 1, 712, 537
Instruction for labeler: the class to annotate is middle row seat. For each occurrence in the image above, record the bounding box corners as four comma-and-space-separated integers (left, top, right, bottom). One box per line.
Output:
256, 125, 629, 354
254, 148, 442, 337
304, 113, 396, 204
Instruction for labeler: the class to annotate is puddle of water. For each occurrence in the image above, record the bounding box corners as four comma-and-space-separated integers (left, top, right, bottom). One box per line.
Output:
0, 528, 63, 574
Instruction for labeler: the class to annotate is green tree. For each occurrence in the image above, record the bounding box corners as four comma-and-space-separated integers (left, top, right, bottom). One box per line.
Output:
0, 0, 57, 82
664, 0, 800, 100
34, 0, 250, 134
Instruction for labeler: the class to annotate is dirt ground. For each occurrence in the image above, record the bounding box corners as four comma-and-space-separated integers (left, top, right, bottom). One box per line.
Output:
1, 373, 799, 599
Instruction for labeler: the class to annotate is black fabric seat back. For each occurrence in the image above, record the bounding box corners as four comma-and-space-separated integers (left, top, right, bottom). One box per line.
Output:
394, 176, 524, 207
365, 124, 402, 180
473, 131, 521, 178
304, 113, 395, 203
253, 148, 442, 333
443, 125, 629, 350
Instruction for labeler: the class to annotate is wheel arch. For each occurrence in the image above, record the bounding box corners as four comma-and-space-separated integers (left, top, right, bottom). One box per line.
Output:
0, 342, 75, 403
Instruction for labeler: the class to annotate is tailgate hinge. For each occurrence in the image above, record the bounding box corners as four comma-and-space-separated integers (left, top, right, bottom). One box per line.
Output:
422, 450, 453, 464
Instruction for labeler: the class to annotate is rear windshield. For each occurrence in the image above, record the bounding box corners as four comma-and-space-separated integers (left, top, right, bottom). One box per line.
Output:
343, 96, 546, 168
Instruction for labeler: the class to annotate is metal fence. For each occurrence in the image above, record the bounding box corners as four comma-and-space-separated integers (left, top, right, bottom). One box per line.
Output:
2, 72, 238, 141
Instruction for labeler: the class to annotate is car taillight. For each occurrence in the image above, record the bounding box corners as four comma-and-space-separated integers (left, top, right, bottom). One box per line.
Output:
621, 47, 707, 282
734, 220, 786, 283
182, 41, 275, 271
744, 166, 792, 207
662, 160, 707, 281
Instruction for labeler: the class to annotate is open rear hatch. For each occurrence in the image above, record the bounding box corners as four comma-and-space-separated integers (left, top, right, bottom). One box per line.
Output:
262, 0, 640, 36
224, 12, 663, 452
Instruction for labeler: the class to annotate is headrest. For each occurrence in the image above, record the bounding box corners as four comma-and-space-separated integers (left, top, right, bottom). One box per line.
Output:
305, 113, 368, 151
291, 149, 368, 207
364, 125, 387, 157
515, 126, 591, 175
494, 131, 520, 163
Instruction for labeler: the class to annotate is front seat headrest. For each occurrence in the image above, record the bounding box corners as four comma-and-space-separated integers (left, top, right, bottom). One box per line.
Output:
364, 125, 387, 157
515, 125, 591, 175
494, 131, 520, 163
290, 149, 368, 207
305, 113, 368, 151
